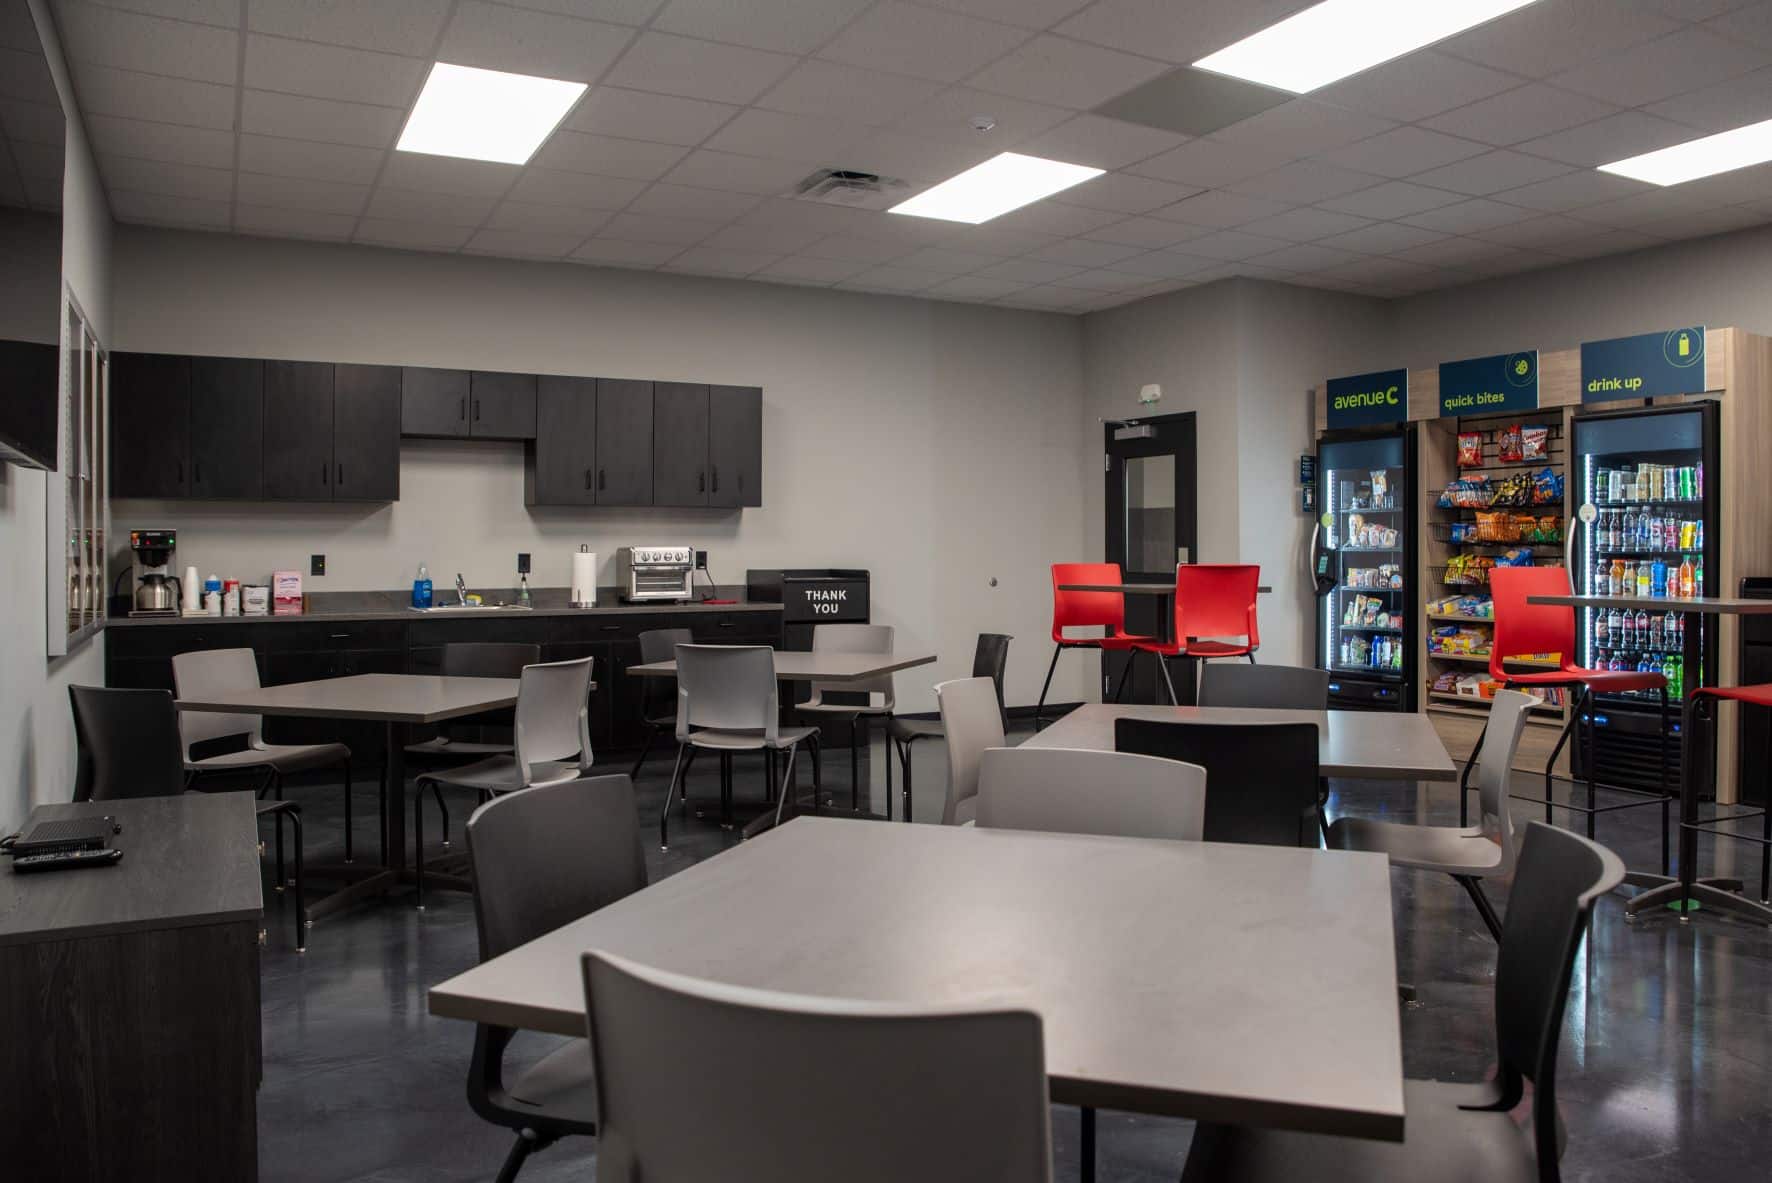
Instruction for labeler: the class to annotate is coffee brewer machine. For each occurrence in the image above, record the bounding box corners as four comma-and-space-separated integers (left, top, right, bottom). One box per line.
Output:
129, 529, 180, 616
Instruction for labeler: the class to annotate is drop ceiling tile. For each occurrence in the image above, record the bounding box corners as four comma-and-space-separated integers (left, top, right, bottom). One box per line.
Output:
1024, 237, 1145, 267
438, 1, 635, 81
1245, 241, 1364, 272
985, 200, 1124, 237
567, 87, 738, 145
1082, 214, 1212, 248
1388, 236, 1517, 268
245, 0, 452, 56
651, 0, 872, 55
1408, 151, 1572, 197
1646, 65, 1772, 132
1318, 126, 1488, 179
242, 89, 402, 149
100, 153, 233, 200
1316, 254, 1439, 287
78, 0, 238, 25
355, 217, 475, 250
68, 62, 236, 129
382, 152, 521, 197
1212, 100, 1395, 158
842, 130, 995, 183
1435, 0, 1682, 79
1108, 249, 1216, 279
1639, 204, 1769, 240
1063, 266, 1162, 291
699, 222, 829, 253
758, 62, 942, 127
506, 166, 647, 208
108, 187, 231, 226
929, 274, 1030, 299
973, 256, 1081, 284
1422, 84, 1619, 148
54, 1, 239, 84
921, 0, 1092, 28
1311, 51, 1521, 122
1493, 169, 1652, 214
531, 131, 689, 179
966, 34, 1169, 110
893, 86, 1071, 145
365, 185, 500, 225
1154, 188, 1290, 228
1548, 27, 1771, 108
603, 32, 798, 104
244, 34, 425, 108
1177, 228, 1291, 261
1126, 138, 1294, 187
1317, 222, 1445, 255
894, 245, 1010, 273
499, 1, 665, 25
1318, 180, 1463, 220
1470, 213, 1596, 250
1006, 282, 1091, 308
464, 227, 586, 257
235, 203, 357, 240
753, 255, 874, 283
801, 234, 916, 263
1569, 185, 1712, 228
817, 2, 1031, 85
838, 263, 952, 291
1224, 160, 1380, 203
945, 223, 1059, 255
571, 237, 680, 265
1236, 206, 1372, 242
624, 183, 762, 222
239, 133, 386, 183
85, 113, 235, 169
1, 46, 58, 105
663, 149, 821, 193
1016, 114, 1187, 170
1, 98, 67, 145
236, 170, 370, 215
704, 108, 864, 163
1551, 226, 1668, 258
598, 210, 723, 245
1708, 3, 1772, 48
485, 199, 613, 235
1058, 172, 1199, 215
1053, 0, 1311, 66
1517, 111, 1704, 167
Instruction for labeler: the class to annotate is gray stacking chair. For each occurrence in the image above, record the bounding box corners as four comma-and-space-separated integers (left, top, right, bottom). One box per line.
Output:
1179, 822, 1625, 1183
934, 676, 1005, 826
976, 747, 1206, 841
465, 774, 647, 1183
1326, 688, 1534, 941
405, 641, 540, 848
888, 632, 1010, 821
414, 656, 594, 908
662, 644, 819, 849
795, 623, 895, 812
1197, 662, 1328, 710
629, 628, 692, 779
582, 949, 1054, 1183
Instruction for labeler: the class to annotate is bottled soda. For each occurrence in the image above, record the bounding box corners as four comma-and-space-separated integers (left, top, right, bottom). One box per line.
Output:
1693, 555, 1704, 597
1651, 557, 1667, 598
1647, 612, 1662, 649
1618, 609, 1633, 648
1677, 555, 1694, 599
1610, 558, 1625, 596
1666, 655, 1683, 699
1694, 520, 1703, 550
1595, 609, 1610, 646
1636, 609, 1650, 647
1636, 562, 1652, 598
1668, 611, 1682, 652
1595, 558, 1611, 594
1622, 510, 1637, 548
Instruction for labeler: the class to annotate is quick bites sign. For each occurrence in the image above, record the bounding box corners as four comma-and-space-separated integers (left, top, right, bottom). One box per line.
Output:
1326, 369, 1407, 429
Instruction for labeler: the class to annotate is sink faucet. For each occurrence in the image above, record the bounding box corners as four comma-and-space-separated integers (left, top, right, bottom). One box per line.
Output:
455, 573, 468, 606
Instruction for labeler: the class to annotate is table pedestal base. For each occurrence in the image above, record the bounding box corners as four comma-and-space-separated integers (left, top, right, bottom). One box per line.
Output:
1623, 874, 1770, 925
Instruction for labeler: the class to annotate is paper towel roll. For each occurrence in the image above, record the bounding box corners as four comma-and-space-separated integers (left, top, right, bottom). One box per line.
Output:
570, 548, 597, 607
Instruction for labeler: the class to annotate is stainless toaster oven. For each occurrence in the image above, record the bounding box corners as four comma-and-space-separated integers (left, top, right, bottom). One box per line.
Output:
617, 545, 695, 602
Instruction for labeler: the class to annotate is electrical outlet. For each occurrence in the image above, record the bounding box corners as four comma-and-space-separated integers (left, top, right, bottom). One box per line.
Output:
310, 554, 325, 577
517, 552, 532, 575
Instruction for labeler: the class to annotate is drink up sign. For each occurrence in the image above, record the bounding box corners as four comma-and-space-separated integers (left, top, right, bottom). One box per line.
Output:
1581, 327, 1706, 403
1326, 368, 1407, 429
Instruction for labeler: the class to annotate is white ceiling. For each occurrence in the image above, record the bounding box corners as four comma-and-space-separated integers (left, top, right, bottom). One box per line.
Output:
38, 0, 1772, 313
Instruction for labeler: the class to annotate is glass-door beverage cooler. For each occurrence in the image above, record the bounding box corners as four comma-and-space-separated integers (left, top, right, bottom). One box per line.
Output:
1571, 402, 1719, 794
1312, 428, 1417, 711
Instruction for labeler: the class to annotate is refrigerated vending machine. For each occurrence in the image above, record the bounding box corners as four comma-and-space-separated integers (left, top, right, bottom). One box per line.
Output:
1569, 402, 1719, 794
1311, 427, 1418, 711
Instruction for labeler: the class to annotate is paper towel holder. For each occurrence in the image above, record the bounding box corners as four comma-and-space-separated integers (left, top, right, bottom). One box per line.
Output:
570, 544, 598, 608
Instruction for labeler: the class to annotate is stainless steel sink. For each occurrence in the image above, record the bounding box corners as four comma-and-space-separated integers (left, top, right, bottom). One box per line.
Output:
408, 603, 533, 614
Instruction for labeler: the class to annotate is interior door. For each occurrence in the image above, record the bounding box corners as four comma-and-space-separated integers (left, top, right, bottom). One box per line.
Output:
1104, 412, 1198, 704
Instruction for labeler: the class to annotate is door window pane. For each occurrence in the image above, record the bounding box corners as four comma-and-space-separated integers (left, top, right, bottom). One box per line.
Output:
1125, 454, 1175, 574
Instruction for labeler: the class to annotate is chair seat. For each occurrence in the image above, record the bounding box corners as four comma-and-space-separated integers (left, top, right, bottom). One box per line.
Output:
418, 756, 581, 794
404, 736, 515, 759
1326, 816, 1504, 877
1502, 666, 1664, 693
189, 741, 349, 775
1134, 638, 1254, 658
1184, 1079, 1537, 1183
686, 725, 818, 752
1694, 682, 1772, 707
796, 701, 893, 717
507, 1037, 598, 1129
888, 716, 945, 743
1055, 633, 1156, 651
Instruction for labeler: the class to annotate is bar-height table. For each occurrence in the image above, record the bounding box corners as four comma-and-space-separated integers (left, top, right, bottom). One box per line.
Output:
177, 672, 521, 917
431, 816, 1406, 1142
1529, 592, 1772, 925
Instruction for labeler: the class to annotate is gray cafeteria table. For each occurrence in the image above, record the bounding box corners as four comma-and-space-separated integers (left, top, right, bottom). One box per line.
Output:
177, 672, 523, 917
1026, 703, 1457, 782
1528, 592, 1772, 925
430, 816, 1405, 1142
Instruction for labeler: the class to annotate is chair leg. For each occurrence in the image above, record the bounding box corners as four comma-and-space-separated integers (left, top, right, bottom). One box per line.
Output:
629, 724, 657, 780
900, 737, 916, 822
850, 717, 861, 812
271, 772, 285, 880
661, 744, 688, 851
680, 745, 697, 814
287, 806, 306, 953
342, 758, 353, 864
772, 745, 800, 830
414, 781, 426, 911
1658, 686, 1671, 878
1585, 697, 1598, 838
1081, 1106, 1096, 1183
884, 714, 893, 821
1454, 875, 1504, 942
1112, 651, 1134, 703
1034, 645, 1061, 728
495, 1129, 540, 1183
431, 781, 451, 848
1762, 721, 1771, 904
1537, 689, 1584, 825
272, 802, 286, 893
1157, 654, 1179, 706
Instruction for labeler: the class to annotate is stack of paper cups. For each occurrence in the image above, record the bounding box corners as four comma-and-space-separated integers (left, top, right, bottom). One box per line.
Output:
570, 546, 597, 607
182, 565, 201, 615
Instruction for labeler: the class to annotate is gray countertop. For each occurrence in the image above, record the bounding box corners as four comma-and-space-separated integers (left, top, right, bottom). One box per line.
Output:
107, 585, 784, 627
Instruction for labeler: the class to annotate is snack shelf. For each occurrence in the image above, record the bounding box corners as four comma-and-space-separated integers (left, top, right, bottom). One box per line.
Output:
1426, 612, 1493, 623
1336, 546, 1405, 554
1591, 497, 1702, 509
1428, 652, 1560, 668
1427, 693, 1562, 717
1340, 623, 1404, 633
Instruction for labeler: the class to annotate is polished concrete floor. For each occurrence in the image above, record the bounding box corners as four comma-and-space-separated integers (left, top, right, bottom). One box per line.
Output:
255, 724, 1772, 1183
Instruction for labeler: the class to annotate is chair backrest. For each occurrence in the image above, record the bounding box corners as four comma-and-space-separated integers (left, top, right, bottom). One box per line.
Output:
1173, 564, 1260, 647
582, 950, 1053, 1183
971, 632, 1013, 727
675, 644, 779, 740
1492, 822, 1624, 1179
638, 628, 693, 720
1197, 662, 1327, 710
1114, 719, 1319, 847
442, 641, 540, 678
512, 657, 595, 773
976, 746, 1205, 842
807, 623, 895, 710
1051, 562, 1126, 642
465, 774, 648, 962
935, 676, 1005, 825
1488, 566, 1575, 679
170, 647, 265, 754
1475, 689, 1534, 876
69, 685, 186, 802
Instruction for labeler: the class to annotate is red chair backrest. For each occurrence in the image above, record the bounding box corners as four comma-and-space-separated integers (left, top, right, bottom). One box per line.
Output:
1489, 566, 1575, 678
1174, 564, 1260, 646
1052, 563, 1127, 643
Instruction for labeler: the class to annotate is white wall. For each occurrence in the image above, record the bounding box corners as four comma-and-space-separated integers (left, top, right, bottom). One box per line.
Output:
110, 227, 1090, 715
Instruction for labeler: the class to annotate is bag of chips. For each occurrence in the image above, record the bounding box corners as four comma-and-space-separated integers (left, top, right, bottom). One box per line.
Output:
1498, 424, 1525, 462
1521, 424, 1550, 461
1457, 431, 1484, 468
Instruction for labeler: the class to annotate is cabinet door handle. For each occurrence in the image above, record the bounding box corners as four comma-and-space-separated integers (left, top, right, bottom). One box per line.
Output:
600, 625, 621, 633
322, 463, 328, 484
698, 470, 705, 493
176, 460, 184, 483
598, 469, 606, 490
473, 399, 481, 422
337, 463, 344, 485
459, 396, 466, 421
711, 465, 718, 493
584, 468, 592, 491
193, 461, 201, 485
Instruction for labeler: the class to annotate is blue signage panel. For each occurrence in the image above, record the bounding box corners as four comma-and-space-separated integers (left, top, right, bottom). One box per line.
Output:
1581, 327, 1706, 403
1438, 350, 1538, 417
1326, 368, 1407, 429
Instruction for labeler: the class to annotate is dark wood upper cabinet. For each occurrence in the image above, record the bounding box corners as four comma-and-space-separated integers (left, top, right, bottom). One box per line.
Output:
595, 378, 653, 506
708, 385, 762, 508
527, 376, 597, 507
401, 367, 469, 438
188, 357, 263, 500
111, 353, 190, 499
333, 364, 402, 502
652, 382, 709, 508
469, 371, 537, 440
261, 361, 334, 501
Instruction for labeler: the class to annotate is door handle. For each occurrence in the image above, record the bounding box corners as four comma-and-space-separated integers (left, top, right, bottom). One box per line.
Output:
711, 465, 718, 493
322, 463, 329, 484
473, 399, 481, 422
193, 461, 201, 485
337, 463, 344, 486
459, 396, 465, 422
698, 471, 705, 493
176, 459, 184, 483
584, 468, 592, 491
598, 469, 606, 490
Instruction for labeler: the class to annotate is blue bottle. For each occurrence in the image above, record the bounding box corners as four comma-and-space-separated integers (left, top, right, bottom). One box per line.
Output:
1650, 557, 1668, 598
412, 562, 433, 609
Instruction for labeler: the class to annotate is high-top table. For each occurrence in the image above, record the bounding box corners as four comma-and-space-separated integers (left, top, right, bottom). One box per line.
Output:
1528, 592, 1772, 925
430, 816, 1405, 1142
177, 672, 522, 917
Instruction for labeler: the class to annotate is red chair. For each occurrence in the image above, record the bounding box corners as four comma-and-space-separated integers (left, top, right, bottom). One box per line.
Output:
1035, 563, 1153, 726
1131, 564, 1261, 705
1469, 567, 1671, 869
1685, 684, 1772, 906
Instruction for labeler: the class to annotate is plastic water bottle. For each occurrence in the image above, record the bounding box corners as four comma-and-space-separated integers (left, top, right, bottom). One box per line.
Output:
412, 563, 433, 609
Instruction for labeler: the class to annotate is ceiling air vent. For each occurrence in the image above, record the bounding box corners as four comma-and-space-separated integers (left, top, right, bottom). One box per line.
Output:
790, 168, 909, 210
